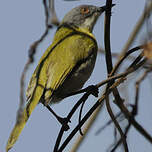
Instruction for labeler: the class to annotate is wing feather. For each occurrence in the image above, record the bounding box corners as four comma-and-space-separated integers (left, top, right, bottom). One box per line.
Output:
44, 34, 96, 102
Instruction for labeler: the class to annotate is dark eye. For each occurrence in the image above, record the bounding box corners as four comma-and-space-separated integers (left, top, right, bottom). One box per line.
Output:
81, 7, 90, 15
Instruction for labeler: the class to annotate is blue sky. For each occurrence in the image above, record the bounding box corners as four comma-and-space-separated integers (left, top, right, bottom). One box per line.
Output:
0, 0, 152, 152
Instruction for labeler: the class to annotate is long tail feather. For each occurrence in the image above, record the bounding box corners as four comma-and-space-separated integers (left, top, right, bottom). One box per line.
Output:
6, 86, 44, 152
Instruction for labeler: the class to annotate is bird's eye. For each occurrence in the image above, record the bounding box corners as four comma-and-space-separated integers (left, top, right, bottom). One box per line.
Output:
81, 7, 90, 15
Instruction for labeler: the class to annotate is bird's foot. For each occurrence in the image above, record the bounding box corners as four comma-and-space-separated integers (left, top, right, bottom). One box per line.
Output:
86, 85, 99, 97
57, 117, 71, 131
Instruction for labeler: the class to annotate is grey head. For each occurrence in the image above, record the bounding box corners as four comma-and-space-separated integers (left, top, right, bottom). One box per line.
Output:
61, 5, 108, 32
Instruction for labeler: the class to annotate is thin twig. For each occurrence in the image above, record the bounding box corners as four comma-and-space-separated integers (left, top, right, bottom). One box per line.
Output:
111, 46, 142, 75
116, 1, 152, 67
98, 48, 136, 61
105, 95, 128, 152
78, 100, 86, 135
104, 1, 128, 151
104, 0, 113, 74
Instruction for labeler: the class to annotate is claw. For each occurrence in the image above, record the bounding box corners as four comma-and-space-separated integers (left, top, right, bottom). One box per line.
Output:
87, 85, 99, 97
57, 117, 71, 131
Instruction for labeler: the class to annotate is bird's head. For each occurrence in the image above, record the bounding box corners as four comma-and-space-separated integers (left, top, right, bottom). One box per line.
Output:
61, 4, 115, 32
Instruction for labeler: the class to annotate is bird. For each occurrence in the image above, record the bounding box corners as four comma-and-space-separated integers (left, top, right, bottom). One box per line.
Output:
6, 4, 114, 152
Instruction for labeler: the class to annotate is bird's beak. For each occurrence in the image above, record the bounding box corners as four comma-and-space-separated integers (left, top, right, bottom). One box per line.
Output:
98, 4, 115, 13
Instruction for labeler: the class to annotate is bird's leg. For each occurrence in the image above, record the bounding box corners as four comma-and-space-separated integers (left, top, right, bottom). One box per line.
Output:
85, 85, 99, 97
45, 105, 70, 131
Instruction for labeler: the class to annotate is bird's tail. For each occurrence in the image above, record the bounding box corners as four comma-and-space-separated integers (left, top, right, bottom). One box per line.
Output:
6, 86, 44, 152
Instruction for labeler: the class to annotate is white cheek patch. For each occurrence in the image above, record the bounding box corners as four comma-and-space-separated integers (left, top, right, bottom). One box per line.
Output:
79, 14, 99, 32
84, 16, 96, 28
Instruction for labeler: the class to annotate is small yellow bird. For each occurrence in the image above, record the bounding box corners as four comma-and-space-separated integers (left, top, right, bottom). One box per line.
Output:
6, 4, 111, 151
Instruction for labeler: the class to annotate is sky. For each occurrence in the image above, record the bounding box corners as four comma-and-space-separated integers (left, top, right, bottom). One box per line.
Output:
0, 0, 152, 152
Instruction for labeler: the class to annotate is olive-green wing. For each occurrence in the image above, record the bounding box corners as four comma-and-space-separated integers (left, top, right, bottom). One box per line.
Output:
44, 34, 96, 102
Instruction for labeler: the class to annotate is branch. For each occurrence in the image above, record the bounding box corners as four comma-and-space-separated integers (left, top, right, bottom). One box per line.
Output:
57, 78, 125, 152
104, 1, 128, 151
